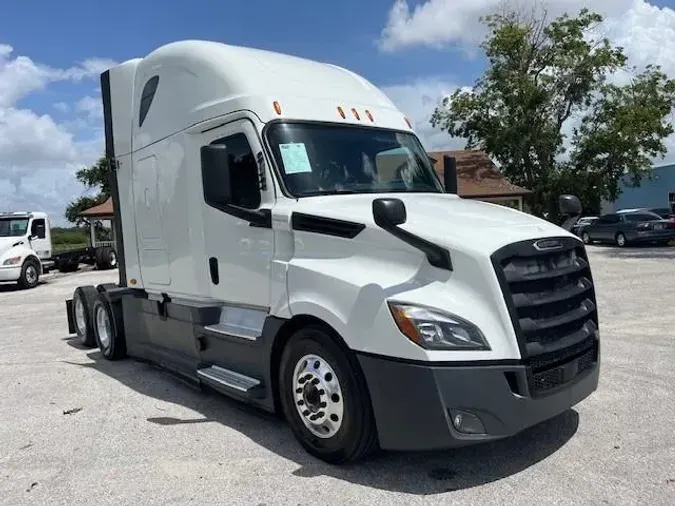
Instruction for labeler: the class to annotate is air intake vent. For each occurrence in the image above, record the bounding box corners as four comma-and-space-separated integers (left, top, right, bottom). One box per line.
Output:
491, 236, 599, 396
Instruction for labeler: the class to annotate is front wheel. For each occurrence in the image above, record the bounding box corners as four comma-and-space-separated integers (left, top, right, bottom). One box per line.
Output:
616, 232, 627, 247
18, 258, 40, 289
279, 327, 378, 464
581, 231, 591, 245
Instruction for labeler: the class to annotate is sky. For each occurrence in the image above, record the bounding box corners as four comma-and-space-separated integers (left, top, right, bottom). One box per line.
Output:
1, 0, 675, 225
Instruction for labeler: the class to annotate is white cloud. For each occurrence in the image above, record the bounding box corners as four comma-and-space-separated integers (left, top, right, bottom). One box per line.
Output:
75, 96, 103, 122
600, 0, 675, 77
0, 44, 113, 225
0, 108, 77, 170
53, 101, 70, 113
381, 78, 468, 151
378, 0, 675, 165
378, 0, 634, 52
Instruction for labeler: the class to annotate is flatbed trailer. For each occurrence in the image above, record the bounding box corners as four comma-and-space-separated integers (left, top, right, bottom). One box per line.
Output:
52, 244, 117, 273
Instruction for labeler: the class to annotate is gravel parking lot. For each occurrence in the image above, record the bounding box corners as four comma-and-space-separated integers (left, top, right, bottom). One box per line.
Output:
1, 246, 674, 506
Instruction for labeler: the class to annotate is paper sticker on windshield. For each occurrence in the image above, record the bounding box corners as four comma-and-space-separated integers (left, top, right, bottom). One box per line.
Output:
279, 143, 312, 174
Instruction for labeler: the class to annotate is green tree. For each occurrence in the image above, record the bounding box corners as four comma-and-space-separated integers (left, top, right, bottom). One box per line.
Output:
430, 7, 675, 219
65, 156, 112, 225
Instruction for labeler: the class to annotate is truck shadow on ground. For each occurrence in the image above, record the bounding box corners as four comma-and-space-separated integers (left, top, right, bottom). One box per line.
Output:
0, 280, 48, 293
63, 345, 579, 496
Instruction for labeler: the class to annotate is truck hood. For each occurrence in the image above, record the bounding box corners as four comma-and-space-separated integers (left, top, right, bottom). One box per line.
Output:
288, 193, 575, 256
0, 237, 26, 258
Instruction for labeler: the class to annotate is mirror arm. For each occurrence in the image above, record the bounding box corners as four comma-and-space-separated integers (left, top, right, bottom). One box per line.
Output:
381, 222, 453, 271
217, 203, 271, 228
372, 199, 452, 271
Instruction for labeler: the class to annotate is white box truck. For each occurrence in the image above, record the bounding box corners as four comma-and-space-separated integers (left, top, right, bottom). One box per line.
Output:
65, 40, 600, 464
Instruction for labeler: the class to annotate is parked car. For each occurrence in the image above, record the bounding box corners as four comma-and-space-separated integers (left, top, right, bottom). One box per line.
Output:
617, 207, 674, 220
571, 216, 599, 237
579, 211, 675, 247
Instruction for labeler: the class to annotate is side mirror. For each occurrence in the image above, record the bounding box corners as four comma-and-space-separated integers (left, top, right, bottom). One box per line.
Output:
443, 155, 458, 194
201, 144, 232, 206
559, 194, 582, 216
373, 198, 407, 228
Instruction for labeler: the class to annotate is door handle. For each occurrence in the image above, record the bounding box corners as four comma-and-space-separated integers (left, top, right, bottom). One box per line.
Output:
208, 257, 219, 285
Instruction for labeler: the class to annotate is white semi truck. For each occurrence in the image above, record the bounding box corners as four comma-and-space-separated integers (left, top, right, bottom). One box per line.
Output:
64, 40, 600, 464
0, 211, 118, 289
0, 211, 54, 288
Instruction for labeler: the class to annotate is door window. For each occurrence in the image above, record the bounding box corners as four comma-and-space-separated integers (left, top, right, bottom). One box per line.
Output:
209, 133, 261, 210
30, 219, 46, 239
599, 214, 620, 224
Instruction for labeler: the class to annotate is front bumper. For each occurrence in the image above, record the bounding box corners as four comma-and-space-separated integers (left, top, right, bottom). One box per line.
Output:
0, 265, 21, 282
357, 339, 600, 451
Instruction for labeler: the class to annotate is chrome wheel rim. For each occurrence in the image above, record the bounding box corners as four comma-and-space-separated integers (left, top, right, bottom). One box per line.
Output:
95, 305, 112, 349
74, 296, 87, 336
292, 354, 344, 438
582, 233, 589, 244
617, 234, 625, 246
25, 265, 37, 285
109, 252, 117, 267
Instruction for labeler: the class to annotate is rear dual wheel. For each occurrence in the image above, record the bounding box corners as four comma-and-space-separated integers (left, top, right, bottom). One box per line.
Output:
95, 247, 117, 270
279, 326, 378, 464
72, 286, 99, 347
91, 295, 126, 360
71, 286, 126, 359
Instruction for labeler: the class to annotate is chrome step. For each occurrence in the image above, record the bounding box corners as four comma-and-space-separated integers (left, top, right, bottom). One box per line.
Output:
203, 322, 260, 341
197, 365, 261, 394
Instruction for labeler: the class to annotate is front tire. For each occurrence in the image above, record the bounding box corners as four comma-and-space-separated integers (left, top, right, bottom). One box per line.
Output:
18, 258, 40, 289
279, 326, 378, 464
92, 295, 126, 360
616, 232, 627, 247
581, 231, 591, 245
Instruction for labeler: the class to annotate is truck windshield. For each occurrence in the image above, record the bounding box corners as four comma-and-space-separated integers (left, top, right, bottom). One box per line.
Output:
0, 218, 29, 237
266, 122, 444, 197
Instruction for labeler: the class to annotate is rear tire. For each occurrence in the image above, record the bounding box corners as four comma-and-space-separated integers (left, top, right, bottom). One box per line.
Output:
92, 294, 126, 360
17, 258, 40, 289
71, 286, 99, 347
96, 247, 117, 270
279, 326, 378, 464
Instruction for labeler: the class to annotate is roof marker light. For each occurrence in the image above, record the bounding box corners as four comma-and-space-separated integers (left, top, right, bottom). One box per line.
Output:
351, 108, 360, 120
365, 109, 374, 122
273, 101, 282, 115
337, 106, 346, 119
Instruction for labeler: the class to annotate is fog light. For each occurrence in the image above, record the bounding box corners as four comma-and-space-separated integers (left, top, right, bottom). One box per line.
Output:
449, 409, 486, 435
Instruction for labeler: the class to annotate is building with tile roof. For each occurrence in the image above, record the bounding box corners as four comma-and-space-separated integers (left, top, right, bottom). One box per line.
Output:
428, 150, 531, 211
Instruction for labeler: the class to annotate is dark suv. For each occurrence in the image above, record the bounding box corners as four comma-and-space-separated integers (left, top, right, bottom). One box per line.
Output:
578, 211, 675, 247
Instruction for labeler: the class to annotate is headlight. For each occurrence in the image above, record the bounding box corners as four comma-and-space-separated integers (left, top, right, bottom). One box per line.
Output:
388, 302, 490, 351
2, 256, 21, 266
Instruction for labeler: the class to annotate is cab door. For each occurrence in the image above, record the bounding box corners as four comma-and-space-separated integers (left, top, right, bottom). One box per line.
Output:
200, 118, 275, 310
29, 217, 51, 260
